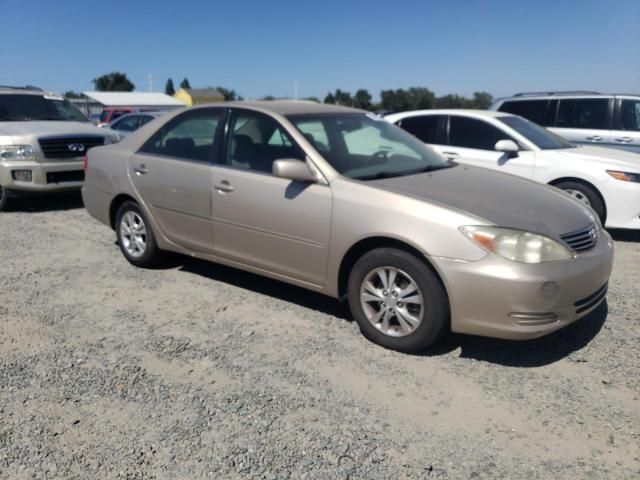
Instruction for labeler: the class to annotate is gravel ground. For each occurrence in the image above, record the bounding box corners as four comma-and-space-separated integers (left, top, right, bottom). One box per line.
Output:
1, 192, 638, 479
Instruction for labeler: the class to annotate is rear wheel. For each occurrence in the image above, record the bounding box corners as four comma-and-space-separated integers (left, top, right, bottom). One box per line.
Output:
347, 248, 449, 353
116, 201, 165, 267
555, 181, 605, 224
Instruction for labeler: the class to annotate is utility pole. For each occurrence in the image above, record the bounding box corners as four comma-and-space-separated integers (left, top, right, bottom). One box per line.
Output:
148, 73, 153, 92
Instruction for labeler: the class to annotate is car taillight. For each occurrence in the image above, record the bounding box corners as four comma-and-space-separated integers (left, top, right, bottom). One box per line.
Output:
83, 154, 88, 171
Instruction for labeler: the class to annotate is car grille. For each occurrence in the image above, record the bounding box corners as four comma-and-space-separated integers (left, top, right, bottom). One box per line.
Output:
38, 136, 105, 159
560, 224, 598, 253
46, 170, 84, 184
574, 283, 608, 314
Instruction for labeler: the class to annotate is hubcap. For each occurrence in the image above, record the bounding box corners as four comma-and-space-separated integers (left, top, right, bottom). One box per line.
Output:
564, 189, 591, 207
120, 211, 147, 258
360, 267, 424, 337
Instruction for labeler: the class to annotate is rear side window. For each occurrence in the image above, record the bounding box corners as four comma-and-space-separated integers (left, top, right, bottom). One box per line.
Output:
619, 99, 640, 131
398, 115, 442, 143
448, 116, 513, 150
556, 99, 609, 129
140, 109, 222, 162
498, 100, 549, 125
111, 115, 139, 131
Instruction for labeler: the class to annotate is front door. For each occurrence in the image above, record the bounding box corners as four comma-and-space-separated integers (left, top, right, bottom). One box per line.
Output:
129, 108, 224, 253
211, 109, 332, 286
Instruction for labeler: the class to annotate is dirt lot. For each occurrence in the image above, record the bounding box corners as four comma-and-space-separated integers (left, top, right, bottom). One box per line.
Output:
1, 192, 638, 479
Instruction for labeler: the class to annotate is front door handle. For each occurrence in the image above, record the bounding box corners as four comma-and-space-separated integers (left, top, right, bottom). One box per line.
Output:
585, 136, 602, 142
133, 164, 148, 175
214, 180, 234, 193
615, 137, 633, 143
441, 151, 459, 158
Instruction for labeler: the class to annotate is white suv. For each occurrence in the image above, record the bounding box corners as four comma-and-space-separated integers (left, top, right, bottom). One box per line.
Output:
387, 109, 640, 229
491, 91, 640, 155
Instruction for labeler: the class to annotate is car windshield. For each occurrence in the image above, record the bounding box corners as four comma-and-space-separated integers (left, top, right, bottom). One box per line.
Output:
0, 94, 88, 122
497, 115, 575, 150
288, 113, 451, 180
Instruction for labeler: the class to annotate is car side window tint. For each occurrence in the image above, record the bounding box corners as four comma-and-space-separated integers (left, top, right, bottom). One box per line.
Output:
449, 116, 513, 150
226, 110, 304, 174
619, 100, 640, 131
499, 100, 549, 125
140, 110, 222, 162
556, 99, 609, 129
113, 115, 139, 132
139, 115, 154, 127
398, 115, 441, 143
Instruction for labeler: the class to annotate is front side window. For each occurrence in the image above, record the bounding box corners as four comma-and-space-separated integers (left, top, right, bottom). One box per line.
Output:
226, 110, 304, 174
289, 113, 449, 180
498, 100, 549, 125
556, 99, 609, 129
140, 110, 222, 162
398, 115, 442, 143
0, 94, 88, 122
448, 116, 513, 150
497, 116, 574, 150
619, 100, 640, 131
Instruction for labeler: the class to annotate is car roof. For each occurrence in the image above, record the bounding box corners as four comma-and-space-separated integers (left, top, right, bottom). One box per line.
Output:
190, 100, 363, 116
0, 88, 48, 96
387, 109, 513, 120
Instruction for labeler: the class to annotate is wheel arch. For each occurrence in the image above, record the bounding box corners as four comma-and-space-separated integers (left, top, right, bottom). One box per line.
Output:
109, 193, 138, 229
548, 176, 607, 220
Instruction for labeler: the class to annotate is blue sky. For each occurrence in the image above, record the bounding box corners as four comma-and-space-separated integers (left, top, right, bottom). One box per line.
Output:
1, 0, 638, 100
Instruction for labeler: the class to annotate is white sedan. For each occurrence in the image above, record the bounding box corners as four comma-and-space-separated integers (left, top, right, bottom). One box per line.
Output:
386, 109, 640, 229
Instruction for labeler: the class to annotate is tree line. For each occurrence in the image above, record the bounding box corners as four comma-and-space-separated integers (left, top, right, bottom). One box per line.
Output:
82, 72, 494, 112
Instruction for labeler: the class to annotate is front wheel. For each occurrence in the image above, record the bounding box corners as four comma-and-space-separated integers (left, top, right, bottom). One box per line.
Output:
555, 181, 606, 224
115, 201, 165, 267
347, 248, 450, 353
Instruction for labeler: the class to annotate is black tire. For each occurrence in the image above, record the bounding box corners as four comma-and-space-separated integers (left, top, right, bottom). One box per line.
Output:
0, 185, 8, 211
554, 181, 606, 224
115, 201, 165, 267
347, 248, 450, 353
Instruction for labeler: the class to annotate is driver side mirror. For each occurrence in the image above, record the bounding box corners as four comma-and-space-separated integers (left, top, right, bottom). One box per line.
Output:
272, 158, 317, 182
495, 139, 520, 158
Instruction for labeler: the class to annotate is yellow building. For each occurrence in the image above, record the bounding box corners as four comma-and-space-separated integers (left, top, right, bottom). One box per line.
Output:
174, 88, 225, 106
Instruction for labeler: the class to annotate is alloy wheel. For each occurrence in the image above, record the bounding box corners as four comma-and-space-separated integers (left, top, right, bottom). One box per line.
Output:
120, 211, 147, 258
564, 189, 591, 207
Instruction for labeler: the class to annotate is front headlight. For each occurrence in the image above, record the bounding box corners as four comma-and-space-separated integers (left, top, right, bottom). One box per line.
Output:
607, 170, 640, 183
0, 145, 35, 161
460, 226, 574, 263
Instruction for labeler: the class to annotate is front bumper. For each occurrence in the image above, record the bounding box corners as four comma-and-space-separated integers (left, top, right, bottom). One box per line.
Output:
432, 229, 614, 340
0, 159, 84, 193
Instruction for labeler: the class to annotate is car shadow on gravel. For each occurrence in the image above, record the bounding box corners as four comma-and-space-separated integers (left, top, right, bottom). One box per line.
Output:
609, 229, 640, 243
177, 256, 352, 320
424, 302, 608, 367
3, 191, 84, 212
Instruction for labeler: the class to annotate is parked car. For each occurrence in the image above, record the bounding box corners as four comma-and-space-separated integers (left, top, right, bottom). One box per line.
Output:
83, 102, 612, 353
491, 91, 640, 154
0, 87, 118, 210
108, 111, 165, 140
387, 109, 640, 229
97, 107, 157, 127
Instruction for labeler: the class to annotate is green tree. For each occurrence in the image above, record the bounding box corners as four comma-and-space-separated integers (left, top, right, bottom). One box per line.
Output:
380, 89, 411, 112
261, 95, 276, 101
165, 78, 175, 96
324, 93, 336, 104
92, 72, 135, 91
304, 96, 320, 103
333, 89, 353, 106
180, 78, 191, 89
408, 87, 436, 109
471, 91, 493, 109
63, 90, 83, 99
353, 89, 373, 110
216, 86, 237, 101
436, 94, 470, 109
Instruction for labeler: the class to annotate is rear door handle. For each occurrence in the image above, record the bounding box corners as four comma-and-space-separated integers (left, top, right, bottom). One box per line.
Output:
615, 137, 633, 143
133, 164, 148, 175
214, 180, 234, 193
585, 136, 602, 141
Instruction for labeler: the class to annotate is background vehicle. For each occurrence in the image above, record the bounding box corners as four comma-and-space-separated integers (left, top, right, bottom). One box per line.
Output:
491, 92, 640, 154
108, 111, 165, 139
0, 87, 117, 210
83, 102, 612, 353
96, 107, 160, 127
388, 109, 640, 229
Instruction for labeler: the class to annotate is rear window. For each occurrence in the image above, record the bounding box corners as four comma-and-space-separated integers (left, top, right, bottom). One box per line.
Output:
498, 100, 549, 125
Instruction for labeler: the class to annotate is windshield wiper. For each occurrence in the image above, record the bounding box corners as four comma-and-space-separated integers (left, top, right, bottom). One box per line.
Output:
355, 162, 456, 181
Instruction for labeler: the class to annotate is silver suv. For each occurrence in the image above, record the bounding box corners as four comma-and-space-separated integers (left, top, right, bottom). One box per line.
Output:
0, 87, 117, 210
491, 91, 640, 154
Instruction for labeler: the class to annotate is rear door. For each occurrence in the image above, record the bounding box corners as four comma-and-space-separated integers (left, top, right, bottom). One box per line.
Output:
439, 115, 535, 178
129, 108, 224, 253
549, 97, 614, 148
609, 97, 640, 154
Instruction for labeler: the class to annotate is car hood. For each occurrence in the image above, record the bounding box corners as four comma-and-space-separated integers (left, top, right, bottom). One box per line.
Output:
370, 164, 596, 237
551, 145, 640, 171
0, 121, 110, 140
